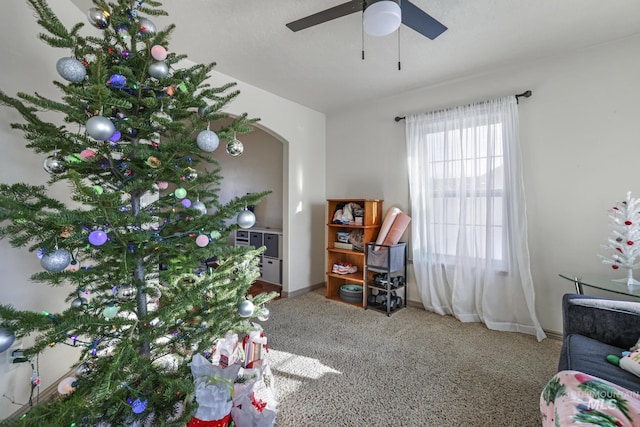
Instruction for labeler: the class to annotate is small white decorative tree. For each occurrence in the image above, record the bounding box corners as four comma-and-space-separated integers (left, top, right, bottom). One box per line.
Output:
599, 191, 640, 287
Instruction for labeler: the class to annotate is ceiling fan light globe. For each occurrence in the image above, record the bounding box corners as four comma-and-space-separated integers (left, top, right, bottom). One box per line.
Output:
363, 0, 402, 36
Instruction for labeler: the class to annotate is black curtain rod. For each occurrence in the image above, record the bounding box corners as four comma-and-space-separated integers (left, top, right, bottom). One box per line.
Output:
394, 90, 533, 122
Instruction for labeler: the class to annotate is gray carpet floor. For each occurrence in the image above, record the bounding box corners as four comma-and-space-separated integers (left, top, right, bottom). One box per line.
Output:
261, 288, 561, 427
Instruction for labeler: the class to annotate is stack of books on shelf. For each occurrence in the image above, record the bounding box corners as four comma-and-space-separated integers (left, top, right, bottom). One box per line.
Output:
335, 231, 353, 250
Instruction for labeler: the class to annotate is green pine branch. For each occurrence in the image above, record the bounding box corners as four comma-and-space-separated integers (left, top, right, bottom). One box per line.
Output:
0, 1, 277, 424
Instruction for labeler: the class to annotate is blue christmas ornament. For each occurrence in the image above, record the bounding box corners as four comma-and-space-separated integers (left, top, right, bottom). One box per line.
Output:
131, 398, 147, 414
108, 74, 126, 89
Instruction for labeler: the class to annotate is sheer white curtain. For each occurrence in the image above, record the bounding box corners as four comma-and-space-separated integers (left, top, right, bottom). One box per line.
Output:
405, 96, 545, 341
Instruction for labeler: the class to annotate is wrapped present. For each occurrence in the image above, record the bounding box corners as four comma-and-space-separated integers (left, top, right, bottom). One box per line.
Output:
212, 331, 240, 368
187, 414, 231, 427
231, 394, 276, 427
189, 354, 241, 422
241, 329, 268, 369
232, 359, 277, 427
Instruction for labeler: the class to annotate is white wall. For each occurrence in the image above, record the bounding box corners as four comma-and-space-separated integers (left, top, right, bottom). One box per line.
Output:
0, 0, 325, 420
201, 124, 284, 231
326, 35, 640, 335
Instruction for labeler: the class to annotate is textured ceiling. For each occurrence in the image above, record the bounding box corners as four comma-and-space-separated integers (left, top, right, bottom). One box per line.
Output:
69, 0, 640, 113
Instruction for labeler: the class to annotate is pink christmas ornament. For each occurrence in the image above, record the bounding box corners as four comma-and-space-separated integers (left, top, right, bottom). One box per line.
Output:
57, 377, 77, 395
157, 182, 169, 190
80, 149, 96, 161
195, 235, 209, 247
150, 45, 167, 61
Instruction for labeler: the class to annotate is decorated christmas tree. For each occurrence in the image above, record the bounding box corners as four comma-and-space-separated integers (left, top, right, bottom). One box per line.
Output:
0, 0, 276, 424
599, 191, 640, 287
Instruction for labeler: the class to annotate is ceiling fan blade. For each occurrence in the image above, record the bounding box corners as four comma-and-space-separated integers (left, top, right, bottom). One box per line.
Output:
401, 0, 447, 40
286, 1, 364, 32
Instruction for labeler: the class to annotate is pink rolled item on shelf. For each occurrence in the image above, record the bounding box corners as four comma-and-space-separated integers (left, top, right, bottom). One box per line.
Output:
382, 212, 411, 246
375, 208, 401, 247
374, 207, 410, 250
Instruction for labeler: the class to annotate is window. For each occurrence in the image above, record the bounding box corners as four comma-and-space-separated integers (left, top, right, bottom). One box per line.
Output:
427, 123, 505, 262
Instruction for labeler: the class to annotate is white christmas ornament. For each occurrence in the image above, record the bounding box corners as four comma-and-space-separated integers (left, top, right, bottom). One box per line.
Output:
56, 57, 86, 83
237, 210, 256, 229
41, 249, 72, 272
196, 129, 219, 152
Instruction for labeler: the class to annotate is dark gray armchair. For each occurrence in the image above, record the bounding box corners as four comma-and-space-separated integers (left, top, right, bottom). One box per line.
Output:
559, 293, 640, 392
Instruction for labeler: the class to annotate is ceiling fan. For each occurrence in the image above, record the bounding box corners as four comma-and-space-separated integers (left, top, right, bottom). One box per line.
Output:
286, 0, 447, 40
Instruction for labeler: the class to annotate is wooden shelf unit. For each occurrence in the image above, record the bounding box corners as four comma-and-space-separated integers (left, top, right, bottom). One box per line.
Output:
326, 199, 383, 306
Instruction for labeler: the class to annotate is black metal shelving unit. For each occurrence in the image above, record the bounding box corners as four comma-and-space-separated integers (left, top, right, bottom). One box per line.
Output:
364, 242, 407, 316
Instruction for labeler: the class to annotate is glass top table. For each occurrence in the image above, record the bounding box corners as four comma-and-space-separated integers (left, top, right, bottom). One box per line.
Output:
559, 273, 640, 299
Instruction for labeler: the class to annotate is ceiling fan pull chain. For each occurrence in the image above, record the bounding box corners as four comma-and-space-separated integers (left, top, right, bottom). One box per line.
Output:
361, 9, 365, 60
397, 24, 402, 70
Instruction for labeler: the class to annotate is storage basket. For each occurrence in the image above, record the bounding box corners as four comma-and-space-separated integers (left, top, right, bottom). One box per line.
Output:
366, 242, 407, 272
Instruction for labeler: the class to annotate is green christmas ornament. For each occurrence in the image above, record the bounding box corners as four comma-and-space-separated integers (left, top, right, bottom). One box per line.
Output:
174, 188, 187, 199
102, 304, 119, 319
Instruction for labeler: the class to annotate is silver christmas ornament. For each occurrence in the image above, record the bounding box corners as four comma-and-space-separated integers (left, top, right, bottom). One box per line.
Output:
196, 130, 219, 152
75, 363, 90, 377
41, 249, 72, 272
197, 105, 212, 117
71, 297, 88, 308
191, 200, 207, 215
139, 17, 157, 36
0, 328, 15, 353
43, 153, 67, 174
86, 116, 116, 141
148, 61, 169, 79
87, 7, 110, 29
183, 167, 198, 182
56, 57, 86, 83
226, 139, 244, 157
237, 209, 256, 229
257, 306, 270, 322
115, 284, 136, 300
238, 300, 255, 318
